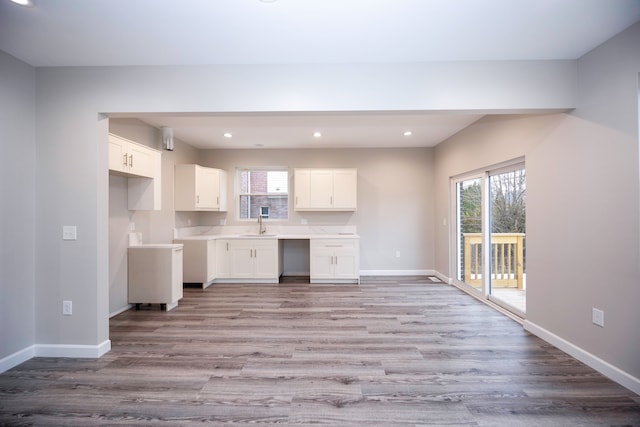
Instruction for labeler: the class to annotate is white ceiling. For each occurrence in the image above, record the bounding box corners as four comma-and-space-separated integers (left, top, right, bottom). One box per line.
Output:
2, 0, 640, 66
135, 112, 484, 149
2, 0, 639, 149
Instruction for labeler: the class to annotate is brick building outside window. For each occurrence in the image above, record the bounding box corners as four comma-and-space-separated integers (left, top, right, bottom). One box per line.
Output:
238, 169, 288, 220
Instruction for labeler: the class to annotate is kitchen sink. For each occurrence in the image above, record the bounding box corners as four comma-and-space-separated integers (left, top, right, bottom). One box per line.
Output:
239, 234, 277, 237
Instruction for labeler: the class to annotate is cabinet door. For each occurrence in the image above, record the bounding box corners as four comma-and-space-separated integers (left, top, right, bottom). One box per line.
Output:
310, 246, 335, 279
334, 246, 359, 279
228, 241, 254, 278
195, 166, 218, 208
108, 136, 128, 173
309, 170, 334, 208
206, 239, 217, 282
253, 241, 278, 278
294, 169, 311, 210
171, 247, 184, 302
216, 240, 230, 278
127, 142, 155, 178
332, 169, 357, 210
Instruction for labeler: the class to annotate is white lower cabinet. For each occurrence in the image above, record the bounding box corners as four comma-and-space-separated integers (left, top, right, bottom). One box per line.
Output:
310, 239, 360, 283
128, 244, 183, 311
173, 239, 216, 288
216, 238, 282, 283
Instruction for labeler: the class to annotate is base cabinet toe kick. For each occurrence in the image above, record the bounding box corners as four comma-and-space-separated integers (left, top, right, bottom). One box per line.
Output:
174, 236, 359, 284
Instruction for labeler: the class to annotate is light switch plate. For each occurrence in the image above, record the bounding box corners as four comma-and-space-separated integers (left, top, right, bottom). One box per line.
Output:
592, 308, 604, 327
62, 226, 77, 241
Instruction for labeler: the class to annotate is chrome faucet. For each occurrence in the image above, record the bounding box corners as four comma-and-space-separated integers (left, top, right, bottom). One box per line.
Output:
258, 215, 266, 235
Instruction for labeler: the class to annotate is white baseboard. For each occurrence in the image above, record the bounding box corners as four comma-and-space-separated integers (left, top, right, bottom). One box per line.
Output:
359, 269, 435, 276
281, 271, 311, 277
35, 340, 112, 359
0, 340, 111, 374
109, 304, 133, 318
524, 320, 640, 395
433, 271, 452, 284
0, 345, 36, 374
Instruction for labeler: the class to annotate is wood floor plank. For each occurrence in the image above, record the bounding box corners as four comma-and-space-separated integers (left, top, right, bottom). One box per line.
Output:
1, 276, 638, 426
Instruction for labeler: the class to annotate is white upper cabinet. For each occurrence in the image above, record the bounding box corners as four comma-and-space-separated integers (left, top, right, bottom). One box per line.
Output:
108, 133, 161, 211
294, 168, 357, 211
108, 133, 157, 178
174, 164, 227, 211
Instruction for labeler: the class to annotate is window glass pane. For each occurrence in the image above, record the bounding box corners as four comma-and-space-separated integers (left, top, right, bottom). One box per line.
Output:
238, 169, 288, 219
267, 171, 288, 193
239, 170, 249, 194
456, 177, 482, 289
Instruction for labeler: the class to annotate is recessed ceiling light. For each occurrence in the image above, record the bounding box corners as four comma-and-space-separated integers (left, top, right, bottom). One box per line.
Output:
9, 0, 35, 6
259, 0, 277, 3
403, 131, 413, 136
313, 132, 322, 138
223, 133, 232, 138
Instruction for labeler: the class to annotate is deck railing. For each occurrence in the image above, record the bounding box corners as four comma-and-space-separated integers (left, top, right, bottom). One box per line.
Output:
463, 233, 525, 289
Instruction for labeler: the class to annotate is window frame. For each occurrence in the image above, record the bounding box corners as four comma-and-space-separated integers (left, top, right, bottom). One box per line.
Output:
236, 167, 290, 221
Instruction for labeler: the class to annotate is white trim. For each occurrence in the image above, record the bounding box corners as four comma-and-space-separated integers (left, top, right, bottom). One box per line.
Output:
0, 345, 35, 374
524, 320, 640, 396
281, 271, 311, 276
0, 340, 111, 374
35, 340, 111, 359
433, 271, 452, 284
359, 269, 435, 276
109, 304, 133, 318
213, 279, 280, 284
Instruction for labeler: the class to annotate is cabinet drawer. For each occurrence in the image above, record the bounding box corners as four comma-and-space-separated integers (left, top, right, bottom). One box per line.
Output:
311, 239, 358, 250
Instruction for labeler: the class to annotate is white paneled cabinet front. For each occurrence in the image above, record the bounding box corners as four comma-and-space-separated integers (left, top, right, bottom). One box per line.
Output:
108, 133, 156, 178
310, 239, 360, 283
174, 164, 227, 211
294, 168, 357, 211
216, 239, 280, 282
108, 133, 161, 211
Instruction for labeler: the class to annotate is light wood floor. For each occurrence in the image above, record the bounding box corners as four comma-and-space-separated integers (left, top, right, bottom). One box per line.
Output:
1, 276, 639, 426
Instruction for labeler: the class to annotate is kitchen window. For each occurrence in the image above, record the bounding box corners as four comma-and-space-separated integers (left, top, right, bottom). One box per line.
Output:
237, 168, 289, 220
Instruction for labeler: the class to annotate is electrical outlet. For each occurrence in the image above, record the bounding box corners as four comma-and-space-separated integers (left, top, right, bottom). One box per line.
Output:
395, 250, 401, 258
592, 308, 604, 327
63, 300, 72, 316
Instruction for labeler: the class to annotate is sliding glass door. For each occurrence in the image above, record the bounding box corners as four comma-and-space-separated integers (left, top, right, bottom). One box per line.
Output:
488, 166, 526, 315
454, 176, 484, 291
452, 162, 526, 316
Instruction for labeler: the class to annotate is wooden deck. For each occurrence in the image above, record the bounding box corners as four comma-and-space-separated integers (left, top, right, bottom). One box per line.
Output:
0, 276, 638, 426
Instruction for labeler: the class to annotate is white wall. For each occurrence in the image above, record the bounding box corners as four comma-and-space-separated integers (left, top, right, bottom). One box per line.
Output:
433, 23, 640, 388
0, 50, 36, 365
199, 148, 435, 273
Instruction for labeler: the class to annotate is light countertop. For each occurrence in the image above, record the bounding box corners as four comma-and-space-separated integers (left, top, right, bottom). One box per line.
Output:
173, 233, 358, 241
